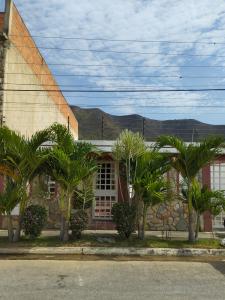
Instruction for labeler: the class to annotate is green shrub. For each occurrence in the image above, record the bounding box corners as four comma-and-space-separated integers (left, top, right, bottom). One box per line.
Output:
70, 210, 88, 239
22, 205, 47, 239
112, 202, 136, 239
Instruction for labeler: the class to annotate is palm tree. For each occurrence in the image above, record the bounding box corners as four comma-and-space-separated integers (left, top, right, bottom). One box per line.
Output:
48, 124, 97, 242
157, 135, 224, 242
0, 126, 52, 241
133, 151, 170, 239
0, 179, 26, 241
113, 130, 146, 205
182, 180, 225, 240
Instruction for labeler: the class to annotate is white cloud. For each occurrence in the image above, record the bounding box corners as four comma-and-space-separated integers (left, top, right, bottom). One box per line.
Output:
12, 0, 225, 124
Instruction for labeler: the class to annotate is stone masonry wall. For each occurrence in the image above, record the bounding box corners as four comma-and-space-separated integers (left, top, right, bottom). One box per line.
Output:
28, 176, 61, 229
147, 201, 189, 231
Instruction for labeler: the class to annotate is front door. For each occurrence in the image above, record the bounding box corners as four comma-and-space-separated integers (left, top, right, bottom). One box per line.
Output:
93, 161, 118, 220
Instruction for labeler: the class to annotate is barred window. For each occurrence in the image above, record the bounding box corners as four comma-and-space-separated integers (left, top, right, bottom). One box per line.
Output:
46, 176, 56, 197
210, 163, 225, 228
96, 163, 115, 190
94, 196, 117, 219
93, 162, 117, 220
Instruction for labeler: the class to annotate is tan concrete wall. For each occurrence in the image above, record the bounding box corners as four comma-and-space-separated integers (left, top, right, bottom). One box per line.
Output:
4, 45, 77, 137
1, 2, 78, 138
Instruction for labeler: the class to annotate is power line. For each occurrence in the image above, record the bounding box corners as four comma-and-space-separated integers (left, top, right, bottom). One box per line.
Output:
9, 34, 225, 45
2, 88, 225, 93
2, 108, 225, 115
6, 82, 225, 89
6, 62, 225, 68
4, 101, 225, 108
10, 44, 225, 59
5, 92, 225, 103
5, 72, 225, 79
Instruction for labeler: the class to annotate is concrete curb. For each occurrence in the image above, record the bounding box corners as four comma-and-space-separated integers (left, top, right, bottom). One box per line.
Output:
0, 247, 225, 256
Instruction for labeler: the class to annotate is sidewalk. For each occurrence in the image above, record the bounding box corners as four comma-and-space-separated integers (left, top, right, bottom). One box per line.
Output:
0, 229, 225, 257
0, 229, 223, 239
0, 246, 225, 257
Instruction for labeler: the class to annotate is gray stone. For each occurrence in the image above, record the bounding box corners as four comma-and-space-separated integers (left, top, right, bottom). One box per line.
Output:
220, 238, 225, 247
96, 237, 116, 244
175, 217, 187, 231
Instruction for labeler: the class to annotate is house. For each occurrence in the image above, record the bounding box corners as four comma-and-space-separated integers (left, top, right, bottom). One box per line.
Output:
82, 140, 225, 232
0, 0, 78, 138
1, 138, 224, 232
14, 140, 222, 233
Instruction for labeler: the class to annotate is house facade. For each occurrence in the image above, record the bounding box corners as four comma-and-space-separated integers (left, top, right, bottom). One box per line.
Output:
1, 138, 225, 232
86, 141, 225, 232
4, 140, 221, 233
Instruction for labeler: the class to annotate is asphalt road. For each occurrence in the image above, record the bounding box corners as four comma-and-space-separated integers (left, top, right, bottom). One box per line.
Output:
0, 259, 225, 300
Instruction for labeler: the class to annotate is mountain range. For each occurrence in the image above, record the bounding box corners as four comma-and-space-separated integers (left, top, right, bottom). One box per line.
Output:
71, 106, 225, 141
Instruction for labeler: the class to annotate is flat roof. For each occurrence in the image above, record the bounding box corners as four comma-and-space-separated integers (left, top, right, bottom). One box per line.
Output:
78, 140, 225, 154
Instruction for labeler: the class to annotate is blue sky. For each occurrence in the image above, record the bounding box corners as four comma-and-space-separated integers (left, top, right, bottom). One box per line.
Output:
3, 0, 225, 124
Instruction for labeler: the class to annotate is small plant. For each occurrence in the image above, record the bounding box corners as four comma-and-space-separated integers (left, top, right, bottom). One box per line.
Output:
70, 210, 88, 239
22, 205, 47, 239
112, 202, 136, 239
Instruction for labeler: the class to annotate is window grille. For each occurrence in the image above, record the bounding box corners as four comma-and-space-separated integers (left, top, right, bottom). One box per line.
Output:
210, 163, 225, 228
93, 162, 117, 219
46, 176, 56, 198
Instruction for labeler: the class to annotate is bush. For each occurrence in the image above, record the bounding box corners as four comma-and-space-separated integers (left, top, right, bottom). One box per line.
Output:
112, 202, 136, 239
70, 210, 88, 239
22, 205, 47, 238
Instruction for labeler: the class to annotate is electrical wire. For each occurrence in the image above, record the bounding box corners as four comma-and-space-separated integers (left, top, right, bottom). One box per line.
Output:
5, 72, 225, 79
6, 62, 225, 69
10, 44, 225, 59
9, 34, 225, 45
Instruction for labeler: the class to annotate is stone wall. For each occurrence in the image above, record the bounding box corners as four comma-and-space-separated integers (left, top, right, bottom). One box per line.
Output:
147, 201, 189, 231
28, 176, 61, 229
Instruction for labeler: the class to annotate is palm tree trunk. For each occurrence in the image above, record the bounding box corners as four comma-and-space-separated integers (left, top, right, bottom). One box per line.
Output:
62, 220, 69, 242
140, 205, 147, 240
187, 181, 195, 242
195, 213, 200, 240
13, 186, 29, 242
7, 213, 14, 242
13, 216, 21, 242
62, 194, 72, 242
60, 213, 66, 241
137, 198, 143, 239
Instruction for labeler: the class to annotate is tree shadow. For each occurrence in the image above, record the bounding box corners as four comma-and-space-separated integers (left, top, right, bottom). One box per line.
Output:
210, 261, 225, 277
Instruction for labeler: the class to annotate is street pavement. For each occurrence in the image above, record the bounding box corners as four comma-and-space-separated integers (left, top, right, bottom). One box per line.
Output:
0, 260, 225, 299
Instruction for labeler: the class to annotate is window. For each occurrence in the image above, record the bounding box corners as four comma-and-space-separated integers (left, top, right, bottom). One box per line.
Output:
211, 163, 225, 228
210, 163, 225, 191
96, 163, 115, 190
46, 176, 56, 198
93, 162, 117, 220
94, 196, 117, 219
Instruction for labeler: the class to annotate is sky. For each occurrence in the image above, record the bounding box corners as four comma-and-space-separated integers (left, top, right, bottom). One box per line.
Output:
2, 0, 225, 124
